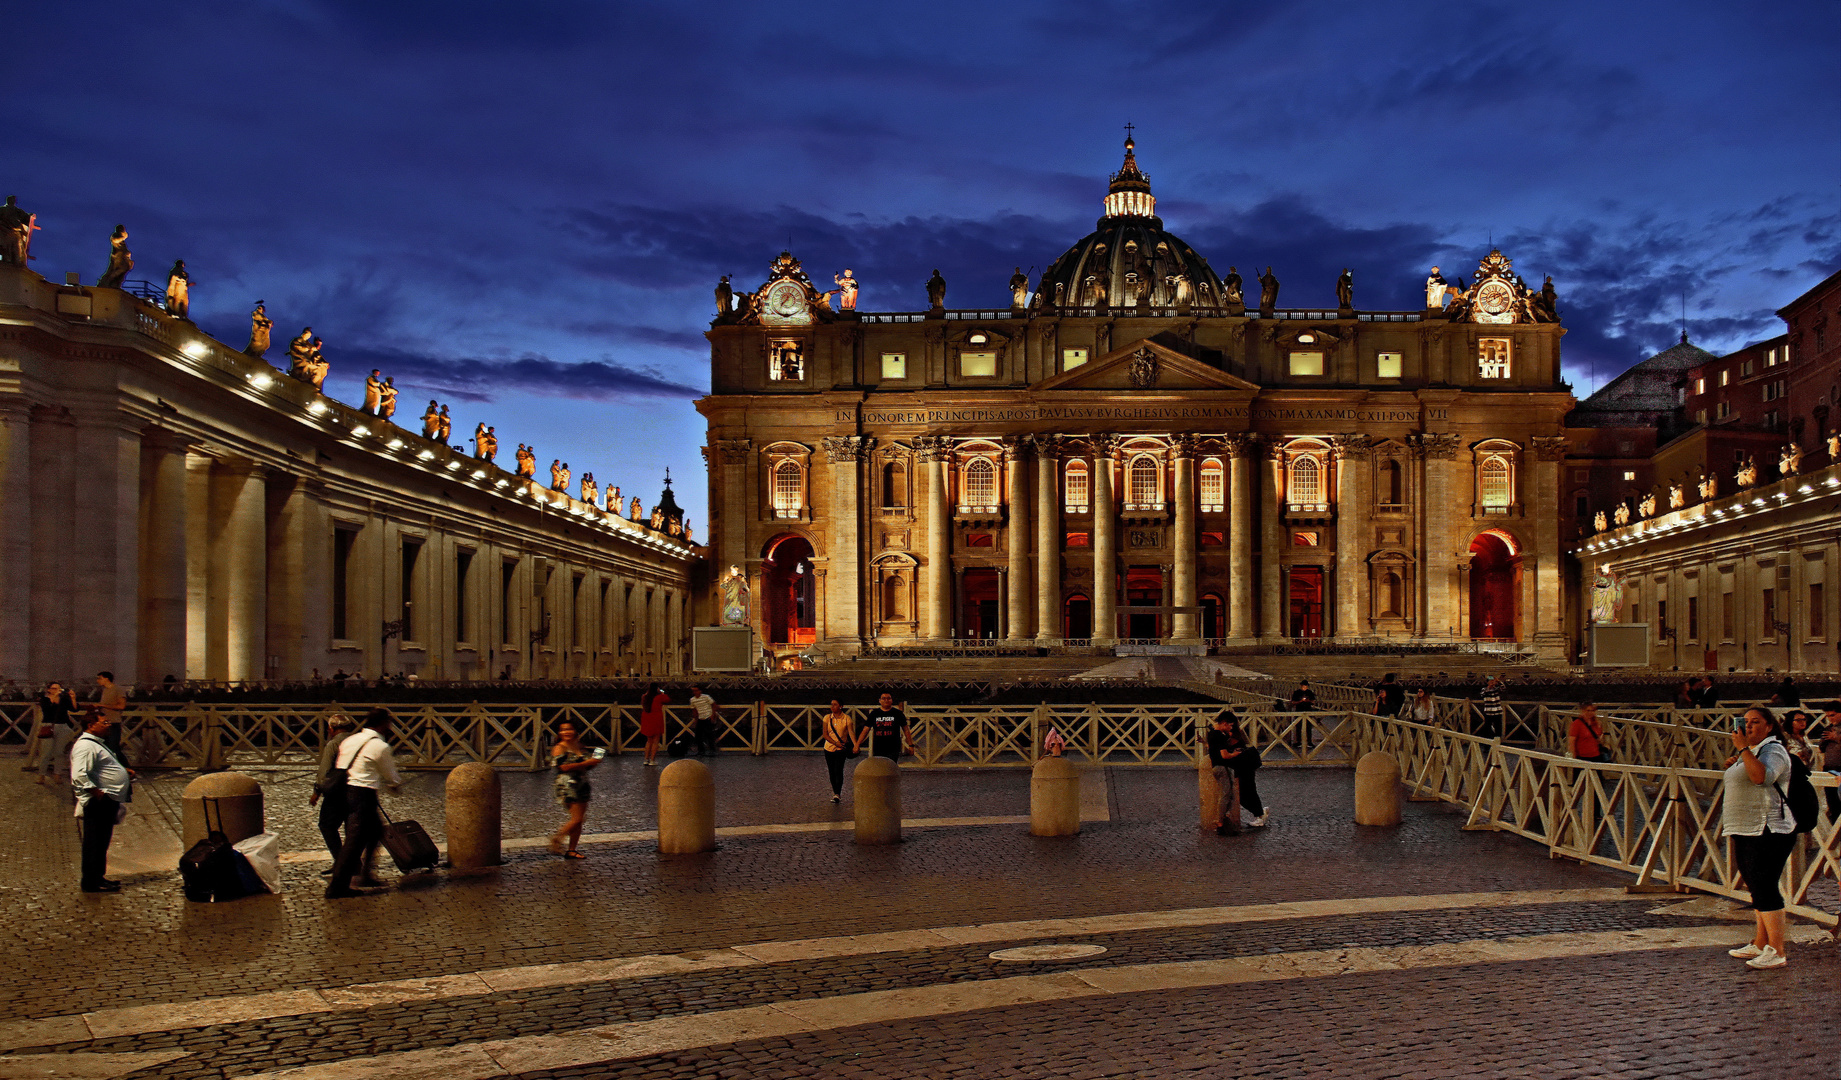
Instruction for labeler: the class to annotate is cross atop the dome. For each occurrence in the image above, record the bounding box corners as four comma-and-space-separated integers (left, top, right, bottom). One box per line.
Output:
1124, 121, 1134, 142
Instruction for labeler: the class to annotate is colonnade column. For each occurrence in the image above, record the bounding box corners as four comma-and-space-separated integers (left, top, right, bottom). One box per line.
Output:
266, 472, 314, 680
1035, 436, 1060, 640
1260, 440, 1286, 640
1005, 438, 1031, 639
0, 403, 30, 679
1170, 436, 1197, 642
72, 414, 142, 681
920, 437, 952, 641
1091, 435, 1118, 645
1225, 434, 1255, 642
207, 458, 267, 682
1332, 434, 1371, 640
138, 430, 191, 683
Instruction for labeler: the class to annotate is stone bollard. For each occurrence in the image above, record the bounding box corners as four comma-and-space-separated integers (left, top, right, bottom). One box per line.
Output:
1197, 758, 1222, 831
181, 772, 265, 847
853, 755, 901, 845
1354, 751, 1403, 826
1030, 756, 1081, 837
657, 758, 715, 854
444, 762, 501, 870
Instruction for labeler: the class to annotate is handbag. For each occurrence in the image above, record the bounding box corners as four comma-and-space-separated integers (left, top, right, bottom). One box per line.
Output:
316, 731, 369, 795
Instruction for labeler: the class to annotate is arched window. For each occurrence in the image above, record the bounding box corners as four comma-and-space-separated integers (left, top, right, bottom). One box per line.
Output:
771, 460, 803, 517
882, 461, 906, 508
883, 575, 906, 620
962, 457, 997, 510
1127, 455, 1162, 509
1378, 459, 1403, 506
1480, 455, 1512, 511
1289, 454, 1322, 507
1199, 458, 1225, 512
1064, 460, 1090, 511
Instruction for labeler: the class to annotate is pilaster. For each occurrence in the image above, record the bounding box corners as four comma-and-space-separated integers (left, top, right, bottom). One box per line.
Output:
1332, 434, 1372, 639
822, 434, 871, 650
916, 435, 953, 641
137, 429, 191, 683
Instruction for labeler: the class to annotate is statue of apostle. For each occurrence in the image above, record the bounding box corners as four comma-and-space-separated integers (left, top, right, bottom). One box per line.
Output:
421, 401, 442, 438
1222, 266, 1244, 307
925, 268, 946, 310
0, 196, 36, 266
244, 301, 273, 357
435, 404, 451, 441
378, 377, 398, 421
481, 426, 498, 463
715, 274, 733, 316
286, 327, 316, 381
1534, 275, 1558, 322
97, 225, 133, 288
550, 459, 569, 492
1256, 266, 1279, 312
833, 269, 858, 311
473, 422, 489, 458
164, 260, 193, 319
607, 485, 620, 512
363, 370, 384, 414
629, 496, 643, 521
580, 472, 597, 506
1335, 268, 1353, 311
1424, 267, 1449, 309
1009, 267, 1029, 309
306, 338, 329, 389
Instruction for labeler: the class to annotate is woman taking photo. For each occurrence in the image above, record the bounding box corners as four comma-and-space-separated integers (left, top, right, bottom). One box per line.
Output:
638, 683, 668, 766
1722, 706, 1796, 969
820, 699, 861, 803
549, 719, 598, 858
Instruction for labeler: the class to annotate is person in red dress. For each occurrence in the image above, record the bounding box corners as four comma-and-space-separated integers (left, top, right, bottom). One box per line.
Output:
639, 683, 668, 766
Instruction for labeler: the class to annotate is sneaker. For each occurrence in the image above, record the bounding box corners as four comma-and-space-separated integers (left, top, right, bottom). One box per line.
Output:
1250, 815, 1268, 827
831, 795, 841, 803
1745, 947, 1786, 969
1728, 943, 1764, 959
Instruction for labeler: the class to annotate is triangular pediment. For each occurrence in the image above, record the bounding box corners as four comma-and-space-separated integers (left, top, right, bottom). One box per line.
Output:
1032, 339, 1259, 392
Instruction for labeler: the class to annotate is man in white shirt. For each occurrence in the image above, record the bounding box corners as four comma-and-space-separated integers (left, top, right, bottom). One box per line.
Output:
687, 686, 719, 757
70, 708, 135, 892
325, 709, 403, 899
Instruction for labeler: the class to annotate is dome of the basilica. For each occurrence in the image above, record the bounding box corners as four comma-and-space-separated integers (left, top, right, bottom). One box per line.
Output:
1035, 137, 1227, 312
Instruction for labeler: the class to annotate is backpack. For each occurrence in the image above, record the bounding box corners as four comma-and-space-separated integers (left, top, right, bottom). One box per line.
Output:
1775, 755, 1819, 835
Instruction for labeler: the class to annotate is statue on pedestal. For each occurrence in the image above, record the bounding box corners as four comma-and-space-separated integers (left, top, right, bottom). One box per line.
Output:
1425, 267, 1449, 309
1638, 493, 1656, 518
422, 401, 441, 438
1780, 443, 1803, 477
164, 260, 192, 319
925, 268, 946, 310
1166, 272, 1192, 308
286, 327, 316, 382
1736, 458, 1758, 488
473, 423, 488, 458
1223, 266, 1244, 307
97, 225, 132, 288
1257, 266, 1279, 312
1335, 268, 1353, 311
378, 377, 398, 421
435, 404, 451, 441
550, 459, 569, 492
0, 196, 36, 266
1593, 510, 1608, 532
363, 370, 384, 414
1009, 267, 1029, 309
1613, 503, 1631, 526
244, 301, 272, 357
833, 269, 858, 311
1534, 275, 1559, 322
629, 496, 643, 521
1668, 483, 1684, 509
606, 485, 620, 512
580, 472, 597, 506
308, 340, 329, 390
515, 444, 535, 478
715, 274, 733, 316
1698, 472, 1717, 501
1828, 432, 1841, 462
482, 426, 498, 463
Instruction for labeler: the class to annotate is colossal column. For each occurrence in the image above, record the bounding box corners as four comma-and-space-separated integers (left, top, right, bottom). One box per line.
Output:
1091, 435, 1118, 645
1414, 433, 1461, 639
1332, 434, 1371, 640
917, 436, 952, 641
1224, 434, 1256, 642
138, 430, 191, 683
1170, 435, 1198, 642
1260, 439, 1287, 641
1005, 437, 1031, 639
711, 438, 752, 582
1529, 436, 1567, 660
822, 435, 871, 649
1034, 436, 1060, 640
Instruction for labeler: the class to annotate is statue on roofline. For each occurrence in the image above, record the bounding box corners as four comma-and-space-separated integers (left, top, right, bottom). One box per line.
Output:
0, 196, 37, 267
1257, 266, 1279, 312
1335, 267, 1353, 310
164, 260, 192, 319
1425, 267, 1449, 309
1222, 266, 1243, 307
833, 268, 858, 311
245, 301, 272, 357
97, 225, 132, 288
378, 377, 398, 420
422, 401, 441, 438
1009, 267, 1028, 309
925, 268, 946, 310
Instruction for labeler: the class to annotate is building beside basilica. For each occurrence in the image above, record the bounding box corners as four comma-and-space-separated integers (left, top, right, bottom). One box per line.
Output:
700, 139, 1577, 662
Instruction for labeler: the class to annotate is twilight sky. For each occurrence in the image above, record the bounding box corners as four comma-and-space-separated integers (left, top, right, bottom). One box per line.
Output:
15, 1, 1840, 526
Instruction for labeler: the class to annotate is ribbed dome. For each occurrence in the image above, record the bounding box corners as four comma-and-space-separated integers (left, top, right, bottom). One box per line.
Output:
1035, 137, 1226, 312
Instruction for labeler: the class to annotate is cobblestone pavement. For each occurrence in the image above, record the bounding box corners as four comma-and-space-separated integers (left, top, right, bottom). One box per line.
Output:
2, 754, 1835, 1079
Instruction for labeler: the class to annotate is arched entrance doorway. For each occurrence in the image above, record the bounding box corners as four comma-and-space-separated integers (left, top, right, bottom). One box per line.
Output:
1469, 530, 1520, 639
762, 535, 816, 645
1289, 566, 1325, 638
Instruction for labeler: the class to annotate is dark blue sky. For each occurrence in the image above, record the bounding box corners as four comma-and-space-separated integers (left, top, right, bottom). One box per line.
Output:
16, 1, 1840, 526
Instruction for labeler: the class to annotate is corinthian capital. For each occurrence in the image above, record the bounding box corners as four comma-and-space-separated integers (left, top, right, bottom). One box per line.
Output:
1529, 435, 1568, 461
911, 434, 949, 462
1088, 433, 1120, 459
1408, 432, 1460, 460
1169, 433, 1198, 460
1220, 433, 1259, 459
1329, 433, 1372, 460
822, 435, 874, 463
712, 438, 753, 465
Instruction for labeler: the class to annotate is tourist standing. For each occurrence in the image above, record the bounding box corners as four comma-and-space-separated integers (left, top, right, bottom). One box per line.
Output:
1568, 702, 1610, 763
1478, 676, 1504, 739
1697, 676, 1721, 709
1770, 675, 1800, 707
1373, 673, 1405, 718
638, 683, 668, 766
308, 714, 358, 867
865, 692, 913, 761
1204, 712, 1243, 836
70, 708, 134, 893
820, 700, 860, 802
548, 719, 596, 859
1721, 707, 1796, 969
325, 709, 401, 899
687, 685, 720, 758
1818, 702, 1841, 822
1288, 679, 1316, 711
1783, 711, 1816, 768
34, 681, 77, 785
1408, 688, 1437, 724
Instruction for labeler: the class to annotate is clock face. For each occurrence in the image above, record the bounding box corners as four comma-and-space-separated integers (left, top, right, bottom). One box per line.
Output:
761, 280, 810, 325
1473, 279, 1517, 324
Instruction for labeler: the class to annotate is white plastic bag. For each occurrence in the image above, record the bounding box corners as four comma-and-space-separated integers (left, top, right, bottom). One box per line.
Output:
232, 832, 283, 894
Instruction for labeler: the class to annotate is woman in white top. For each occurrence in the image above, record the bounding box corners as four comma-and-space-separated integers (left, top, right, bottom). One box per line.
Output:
1720, 707, 1797, 969
1408, 689, 1437, 724
820, 700, 861, 803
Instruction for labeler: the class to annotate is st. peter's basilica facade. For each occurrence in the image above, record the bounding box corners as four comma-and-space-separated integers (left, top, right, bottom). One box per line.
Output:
699, 139, 1573, 661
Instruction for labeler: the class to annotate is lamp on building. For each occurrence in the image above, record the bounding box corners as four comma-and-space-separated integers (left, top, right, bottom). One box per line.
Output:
181, 340, 211, 359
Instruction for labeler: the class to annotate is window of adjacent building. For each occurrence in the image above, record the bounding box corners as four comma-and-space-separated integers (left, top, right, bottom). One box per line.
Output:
1764, 409, 1781, 430
882, 461, 907, 508
1480, 455, 1512, 511
332, 526, 357, 640
1695, 408, 1707, 425
1715, 401, 1731, 419
1718, 369, 1729, 387
1062, 348, 1088, 371
1762, 588, 1776, 638
880, 352, 906, 379
1693, 377, 1706, 395
1288, 351, 1324, 376
959, 351, 997, 377
1574, 493, 1589, 521
768, 340, 804, 381
1378, 459, 1404, 506
1687, 596, 1699, 642
1064, 460, 1090, 511
1722, 588, 1734, 640
1478, 338, 1511, 378
501, 559, 517, 645
771, 460, 803, 517
962, 457, 997, 510
1376, 352, 1403, 379
1288, 455, 1323, 506
455, 548, 474, 644
1199, 458, 1225, 512
1127, 455, 1161, 509
1809, 582, 1825, 639
1741, 359, 1755, 377
1765, 347, 1779, 367
1763, 379, 1783, 401
400, 538, 422, 641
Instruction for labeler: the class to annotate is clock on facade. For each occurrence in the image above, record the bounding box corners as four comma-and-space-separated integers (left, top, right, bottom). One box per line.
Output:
760, 280, 811, 326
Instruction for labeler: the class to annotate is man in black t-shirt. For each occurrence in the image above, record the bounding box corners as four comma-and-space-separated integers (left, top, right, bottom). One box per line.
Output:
865, 692, 913, 761
1205, 712, 1242, 836
1374, 673, 1405, 717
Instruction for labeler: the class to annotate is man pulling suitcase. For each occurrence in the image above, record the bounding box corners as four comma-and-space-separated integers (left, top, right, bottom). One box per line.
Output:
325, 709, 403, 899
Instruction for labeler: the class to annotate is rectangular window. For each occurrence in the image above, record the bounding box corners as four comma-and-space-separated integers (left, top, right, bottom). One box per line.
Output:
1199, 464, 1224, 512
1687, 596, 1699, 642
1375, 352, 1403, 378
1762, 588, 1775, 638
332, 527, 356, 640
1695, 408, 1707, 425
1657, 599, 1667, 636
1288, 351, 1324, 376
1810, 583, 1824, 638
880, 352, 906, 379
1693, 377, 1705, 395
1741, 359, 1754, 377
1765, 347, 1778, 367
959, 352, 997, 377
1574, 494, 1589, 520
501, 559, 517, 645
1477, 338, 1511, 378
1622, 470, 1636, 481
455, 548, 474, 644
1722, 589, 1734, 640
400, 538, 422, 641
1064, 531, 1090, 548
571, 573, 583, 648
1764, 409, 1781, 430
1064, 463, 1090, 511
1715, 400, 1731, 419
768, 340, 804, 381
1718, 369, 1729, 387
1062, 348, 1088, 370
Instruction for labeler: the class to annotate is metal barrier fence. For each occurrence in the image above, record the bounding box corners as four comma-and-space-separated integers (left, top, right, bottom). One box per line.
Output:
1347, 711, 1840, 932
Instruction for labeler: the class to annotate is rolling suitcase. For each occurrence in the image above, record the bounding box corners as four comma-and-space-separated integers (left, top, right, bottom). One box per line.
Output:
178, 797, 250, 902
379, 807, 440, 872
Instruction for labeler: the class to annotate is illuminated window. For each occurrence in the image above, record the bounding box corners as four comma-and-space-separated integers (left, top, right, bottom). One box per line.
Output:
771, 460, 803, 517
1289, 351, 1324, 376
1288, 455, 1322, 506
960, 352, 997, 377
1741, 359, 1754, 377
1719, 370, 1729, 387
1199, 458, 1224, 512
881, 352, 906, 379
1376, 352, 1403, 378
962, 457, 997, 510
1622, 470, 1636, 481
1478, 338, 1511, 378
1064, 531, 1090, 548
1293, 531, 1320, 546
1480, 455, 1512, 510
768, 340, 804, 381
1693, 377, 1705, 395
1064, 460, 1090, 511
1062, 348, 1088, 370
1127, 455, 1162, 509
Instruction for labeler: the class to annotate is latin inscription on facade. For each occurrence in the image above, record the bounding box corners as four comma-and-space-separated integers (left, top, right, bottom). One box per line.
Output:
841, 406, 1447, 425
